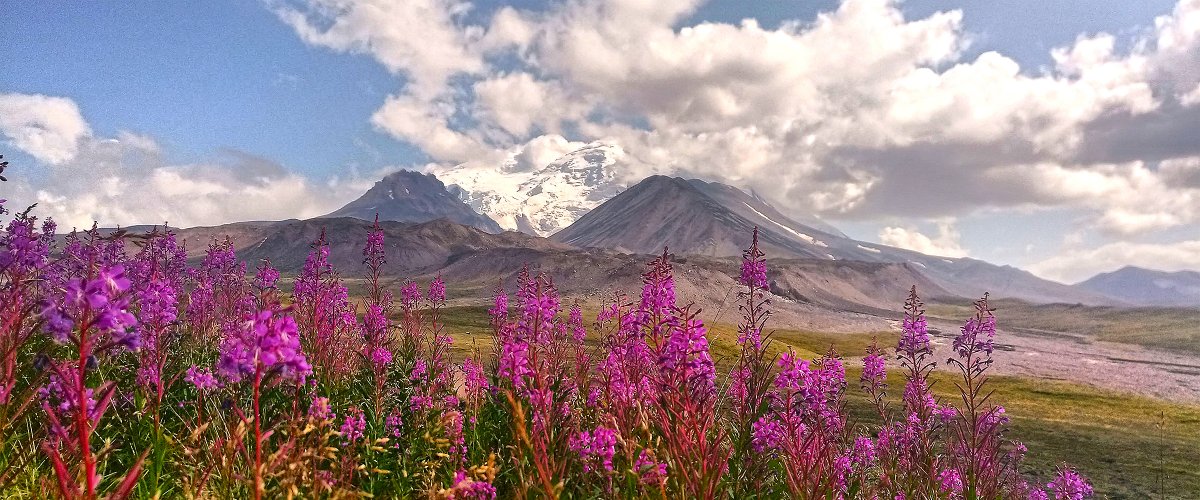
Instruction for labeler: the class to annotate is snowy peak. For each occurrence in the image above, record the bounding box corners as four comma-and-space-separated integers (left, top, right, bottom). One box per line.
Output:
434, 141, 626, 236
323, 170, 503, 233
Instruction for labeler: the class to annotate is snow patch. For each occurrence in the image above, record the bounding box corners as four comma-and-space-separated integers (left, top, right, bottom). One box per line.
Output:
430, 142, 624, 236
742, 203, 827, 247
857, 244, 882, 254
909, 261, 926, 268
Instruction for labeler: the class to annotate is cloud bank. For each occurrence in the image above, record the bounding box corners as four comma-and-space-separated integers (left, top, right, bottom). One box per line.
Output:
0, 96, 369, 229
275, 0, 1200, 235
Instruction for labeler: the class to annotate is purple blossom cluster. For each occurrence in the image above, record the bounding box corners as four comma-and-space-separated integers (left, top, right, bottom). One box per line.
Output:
185, 366, 220, 392
216, 308, 312, 382
569, 426, 618, 474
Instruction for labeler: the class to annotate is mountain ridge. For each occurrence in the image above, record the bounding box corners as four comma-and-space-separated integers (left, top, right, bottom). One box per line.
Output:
323, 170, 503, 233
1077, 266, 1200, 307
552, 175, 1121, 306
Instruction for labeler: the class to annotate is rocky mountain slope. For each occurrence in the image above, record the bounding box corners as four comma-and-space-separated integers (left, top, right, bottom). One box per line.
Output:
323, 170, 502, 233
552, 175, 1120, 306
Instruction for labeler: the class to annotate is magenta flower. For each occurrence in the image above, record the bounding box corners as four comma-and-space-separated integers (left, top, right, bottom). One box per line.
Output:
1047, 467, 1093, 499
953, 295, 997, 357
851, 436, 876, 466
634, 449, 668, 486
639, 249, 676, 320
898, 307, 930, 357
41, 265, 139, 349
462, 357, 490, 399
938, 468, 964, 495
444, 470, 497, 499
410, 359, 428, 381
739, 228, 768, 289
569, 426, 618, 474
184, 366, 219, 392
363, 216, 386, 269
385, 410, 403, 439
340, 407, 366, 445
862, 346, 886, 390
568, 304, 587, 343
371, 346, 394, 367
216, 308, 311, 383
253, 259, 280, 291
659, 314, 716, 392
401, 281, 422, 310
751, 415, 784, 453
429, 275, 447, 304
488, 287, 509, 323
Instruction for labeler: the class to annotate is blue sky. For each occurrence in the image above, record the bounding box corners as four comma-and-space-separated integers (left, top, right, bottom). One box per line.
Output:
2, 0, 1199, 282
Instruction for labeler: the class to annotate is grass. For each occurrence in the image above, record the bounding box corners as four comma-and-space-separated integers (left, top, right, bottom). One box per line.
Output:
927, 299, 1200, 355
435, 305, 1200, 498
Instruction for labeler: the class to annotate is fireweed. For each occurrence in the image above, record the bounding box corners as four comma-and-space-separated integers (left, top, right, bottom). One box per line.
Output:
0, 206, 1099, 498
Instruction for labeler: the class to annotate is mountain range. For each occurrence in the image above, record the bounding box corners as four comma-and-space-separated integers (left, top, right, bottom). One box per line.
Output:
115, 152, 1198, 309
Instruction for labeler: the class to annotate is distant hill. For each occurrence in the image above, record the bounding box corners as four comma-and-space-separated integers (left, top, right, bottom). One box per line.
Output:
1077, 266, 1200, 307
323, 170, 502, 233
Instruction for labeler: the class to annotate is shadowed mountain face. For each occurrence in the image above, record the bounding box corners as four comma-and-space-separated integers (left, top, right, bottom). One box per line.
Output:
552, 175, 1120, 306
1077, 266, 1200, 307
165, 216, 944, 327
173, 217, 568, 276
324, 170, 503, 233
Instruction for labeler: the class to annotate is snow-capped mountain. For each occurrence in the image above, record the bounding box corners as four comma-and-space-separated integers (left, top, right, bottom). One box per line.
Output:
432, 142, 627, 236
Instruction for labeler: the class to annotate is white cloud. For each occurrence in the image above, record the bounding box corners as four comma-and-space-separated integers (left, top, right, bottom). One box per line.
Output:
273, 0, 484, 98
878, 220, 969, 258
370, 93, 496, 163
1030, 240, 1200, 283
271, 0, 1200, 241
0, 93, 92, 165
0, 96, 368, 229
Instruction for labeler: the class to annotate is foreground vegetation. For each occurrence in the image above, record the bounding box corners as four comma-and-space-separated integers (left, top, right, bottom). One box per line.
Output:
437, 308, 1200, 498
0, 202, 1125, 498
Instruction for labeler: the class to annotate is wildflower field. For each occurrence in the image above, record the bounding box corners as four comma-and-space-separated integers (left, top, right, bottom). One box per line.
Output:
3, 199, 1189, 499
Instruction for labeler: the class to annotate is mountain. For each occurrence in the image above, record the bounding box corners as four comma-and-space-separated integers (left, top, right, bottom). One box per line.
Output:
552, 175, 1119, 306
323, 170, 503, 233
1076, 266, 1200, 307
434, 142, 626, 236
434, 142, 841, 238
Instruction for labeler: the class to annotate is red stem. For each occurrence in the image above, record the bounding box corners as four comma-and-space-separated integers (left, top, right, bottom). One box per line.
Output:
252, 365, 263, 500
78, 313, 96, 499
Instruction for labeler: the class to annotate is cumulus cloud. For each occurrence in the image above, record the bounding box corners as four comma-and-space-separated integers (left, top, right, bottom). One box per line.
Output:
0, 93, 92, 165
273, 0, 1200, 240
878, 220, 969, 258
1030, 240, 1200, 283
0, 93, 368, 229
